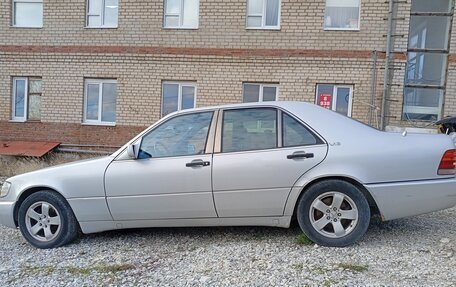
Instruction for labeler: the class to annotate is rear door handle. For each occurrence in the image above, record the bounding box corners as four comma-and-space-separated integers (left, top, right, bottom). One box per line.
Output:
186, 159, 211, 167
287, 151, 314, 159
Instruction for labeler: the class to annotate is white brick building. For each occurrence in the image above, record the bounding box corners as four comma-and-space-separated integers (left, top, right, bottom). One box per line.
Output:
0, 0, 454, 145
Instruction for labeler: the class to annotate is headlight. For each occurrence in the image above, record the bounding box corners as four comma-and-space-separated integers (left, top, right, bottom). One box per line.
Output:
0, 182, 11, 197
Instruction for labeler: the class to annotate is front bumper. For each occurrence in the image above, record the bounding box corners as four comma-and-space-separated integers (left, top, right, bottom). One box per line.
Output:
366, 178, 456, 221
0, 201, 16, 228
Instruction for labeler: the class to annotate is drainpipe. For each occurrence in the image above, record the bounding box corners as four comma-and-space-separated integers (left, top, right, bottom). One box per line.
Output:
369, 50, 378, 126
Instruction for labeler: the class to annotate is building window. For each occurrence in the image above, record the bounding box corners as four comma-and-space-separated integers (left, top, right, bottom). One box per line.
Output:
403, 0, 453, 121
246, 0, 280, 29
12, 0, 43, 28
12, 77, 42, 122
162, 82, 196, 117
242, 83, 278, 102
86, 0, 119, 28
84, 79, 117, 125
164, 0, 199, 29
315, 84, 353, 117
324, 0, 360, 30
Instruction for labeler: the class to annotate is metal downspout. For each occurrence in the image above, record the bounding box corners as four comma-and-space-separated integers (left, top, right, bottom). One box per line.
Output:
369, 50, 378, 126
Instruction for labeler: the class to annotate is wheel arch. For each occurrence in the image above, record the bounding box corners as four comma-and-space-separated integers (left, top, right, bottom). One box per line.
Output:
291, 176, 380, 220
13, 186, 67, 227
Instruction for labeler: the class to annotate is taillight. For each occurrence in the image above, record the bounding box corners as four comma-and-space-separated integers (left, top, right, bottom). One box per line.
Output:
438, 149, 456, 175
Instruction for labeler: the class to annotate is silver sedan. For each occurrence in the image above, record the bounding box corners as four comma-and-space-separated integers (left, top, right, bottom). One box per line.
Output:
1, 102, 455, 248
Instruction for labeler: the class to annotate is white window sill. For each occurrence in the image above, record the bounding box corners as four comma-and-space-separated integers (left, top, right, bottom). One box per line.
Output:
324, 27, 360, 31
11, 26, 43, 29
8, 120, 26, 123
82, 122, 116, 127
162, 26, 199, 30
85, 26, 119, 29
246, 26, 281, 31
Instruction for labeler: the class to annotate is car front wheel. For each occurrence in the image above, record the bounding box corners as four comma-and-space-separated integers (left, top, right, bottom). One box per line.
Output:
18, 191, 79, 249
297, 180, 370, 247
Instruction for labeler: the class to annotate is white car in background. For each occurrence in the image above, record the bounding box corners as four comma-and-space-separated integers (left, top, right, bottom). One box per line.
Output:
1, 102, 455, 248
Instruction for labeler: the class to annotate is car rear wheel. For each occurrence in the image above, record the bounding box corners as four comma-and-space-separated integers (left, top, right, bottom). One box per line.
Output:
18, 191, 79, 249
297, 180, 370, 247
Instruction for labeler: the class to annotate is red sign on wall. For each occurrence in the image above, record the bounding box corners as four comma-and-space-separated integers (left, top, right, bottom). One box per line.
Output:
318, 93, 332, 109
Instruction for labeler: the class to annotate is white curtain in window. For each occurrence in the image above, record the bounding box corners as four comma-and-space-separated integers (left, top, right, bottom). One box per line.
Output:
87, 0, 118, 27
325, 0, 359, 29
104, 0, 119, 27
14, 1, 43, 27
248, 0, 263, 14
182, 0, 199, 27
87, 0, 102, 26
265, 0, 279, 26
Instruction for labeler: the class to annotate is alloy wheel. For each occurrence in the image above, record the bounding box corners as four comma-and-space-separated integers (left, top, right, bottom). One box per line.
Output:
309, 191, 359, 239
25, 201, 62, 242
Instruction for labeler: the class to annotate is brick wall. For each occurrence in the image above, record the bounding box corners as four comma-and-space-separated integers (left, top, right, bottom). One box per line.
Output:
0, 0, 456, 145
0, 0, 389, 51
0, 121, 144, 146
0, 51, 382, 144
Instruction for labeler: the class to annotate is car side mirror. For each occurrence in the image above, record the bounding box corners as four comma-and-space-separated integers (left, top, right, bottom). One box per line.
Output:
127, 142, 141, 159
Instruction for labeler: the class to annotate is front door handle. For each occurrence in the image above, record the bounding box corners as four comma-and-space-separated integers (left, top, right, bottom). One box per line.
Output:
186, 159, 211, 167
287, 151, 314, 159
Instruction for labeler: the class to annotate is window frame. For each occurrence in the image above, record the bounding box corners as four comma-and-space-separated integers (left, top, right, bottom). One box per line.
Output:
315, 84, 354, 117
83, 78, 118, 126
11, 77, 28, 122
242, 83, 279, 102
402, 1, 454, 121
161, 81, 197, 117
246, 0, 281, 30
85, 0, 119, 28
323, 0, 361, 31
163, 0, 199, 29
12, 0, 43, 28
11, 76, 42, 122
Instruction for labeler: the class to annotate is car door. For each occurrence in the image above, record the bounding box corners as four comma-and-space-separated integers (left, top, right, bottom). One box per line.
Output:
212, 107, 328, 217
104, 110, 217, 220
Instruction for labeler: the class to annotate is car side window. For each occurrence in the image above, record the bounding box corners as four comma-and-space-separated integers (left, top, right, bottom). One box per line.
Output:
222, 108, 277, 153
139, 112, 213, 159
282, 112, 321, 147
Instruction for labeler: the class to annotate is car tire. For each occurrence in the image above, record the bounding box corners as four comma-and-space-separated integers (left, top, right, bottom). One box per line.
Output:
18, 190, 79, 249
297, 180, 370, 247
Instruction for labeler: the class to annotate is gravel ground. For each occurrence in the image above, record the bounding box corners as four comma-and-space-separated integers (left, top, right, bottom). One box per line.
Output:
0, 177, 455, 287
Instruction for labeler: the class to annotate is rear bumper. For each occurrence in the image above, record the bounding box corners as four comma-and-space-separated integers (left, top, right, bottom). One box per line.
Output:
0, 201, 16, 228
365, 178, 456, 221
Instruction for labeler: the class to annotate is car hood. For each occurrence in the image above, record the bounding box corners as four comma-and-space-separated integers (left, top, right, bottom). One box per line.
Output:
6, 156, 114, 199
